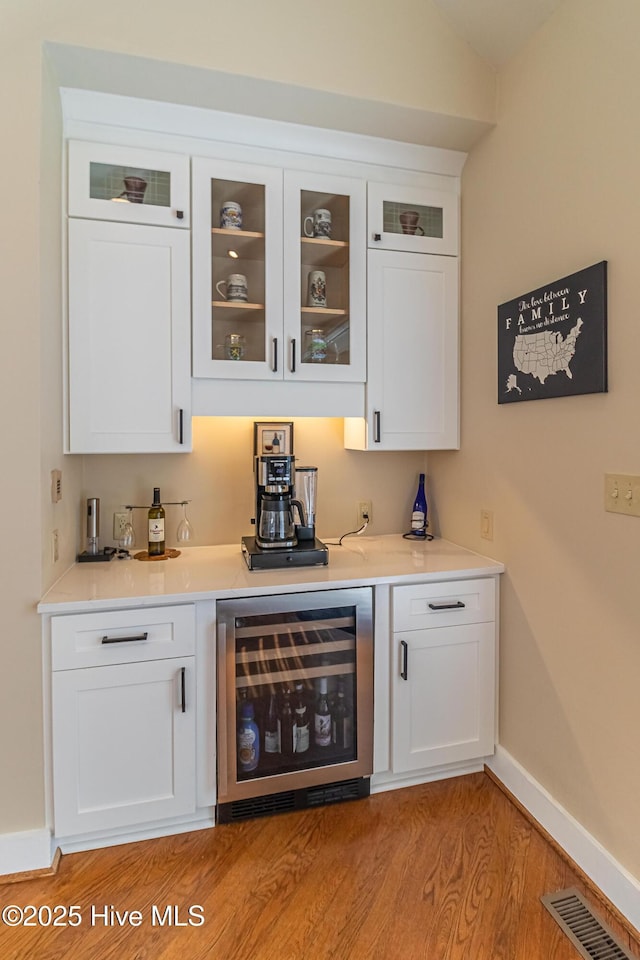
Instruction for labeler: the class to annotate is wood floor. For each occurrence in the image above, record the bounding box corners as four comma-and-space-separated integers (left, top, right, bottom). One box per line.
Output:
1, 772, 638, 960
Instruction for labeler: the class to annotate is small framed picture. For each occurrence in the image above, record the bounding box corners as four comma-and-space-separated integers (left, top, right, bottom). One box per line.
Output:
254, 421, 294, 456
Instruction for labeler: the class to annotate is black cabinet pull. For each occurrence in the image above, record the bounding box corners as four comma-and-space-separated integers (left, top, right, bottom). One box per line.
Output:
428, 601, 466, 611
400, 640, 408, 680
179, 408, 184, 445
176, 210, 184, 220
180, 667, 186, 713
373, 233, 382, 242
101, 632, 148, 645
291, 338, 297, 373
373, 410, 381, 443
273, 337, 278, 373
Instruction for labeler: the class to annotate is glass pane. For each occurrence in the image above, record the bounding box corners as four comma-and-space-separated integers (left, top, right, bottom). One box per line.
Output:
382, 199, 443, 239
89, 162, 171, 207
299, 189, 351, 366
234, 605, 358, 781
210, 178, 266, 363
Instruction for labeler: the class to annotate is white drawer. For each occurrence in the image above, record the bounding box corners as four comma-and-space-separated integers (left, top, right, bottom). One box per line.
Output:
51, 605, 196, 670
393, 578, 495, 631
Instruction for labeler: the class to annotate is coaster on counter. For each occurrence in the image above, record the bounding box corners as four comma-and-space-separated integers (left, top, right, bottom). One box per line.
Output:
134, 549, 181, 561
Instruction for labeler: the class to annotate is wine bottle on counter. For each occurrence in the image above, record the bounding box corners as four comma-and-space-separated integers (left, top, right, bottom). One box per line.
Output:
148, 487, 166, 556
264, 691, 280, 754
411, 473, 428, 538
293, 682, 310, 754
314, 677, 332, 747
280, 688, 295, 757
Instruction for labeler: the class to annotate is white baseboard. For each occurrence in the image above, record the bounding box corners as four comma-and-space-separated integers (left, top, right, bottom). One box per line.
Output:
487, 745, 640, 933
0, 828, 54, 876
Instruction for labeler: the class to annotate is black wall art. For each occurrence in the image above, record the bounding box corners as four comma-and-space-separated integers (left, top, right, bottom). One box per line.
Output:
497, 261, 608, 403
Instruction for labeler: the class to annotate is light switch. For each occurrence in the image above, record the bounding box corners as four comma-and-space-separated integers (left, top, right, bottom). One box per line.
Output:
604, 474, 640, 517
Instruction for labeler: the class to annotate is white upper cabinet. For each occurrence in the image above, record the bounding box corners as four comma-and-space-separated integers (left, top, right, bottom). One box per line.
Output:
67, 218, 192, 453
191, 158, 366, 386
68, 141, 190, 228
368, 181, 458, 256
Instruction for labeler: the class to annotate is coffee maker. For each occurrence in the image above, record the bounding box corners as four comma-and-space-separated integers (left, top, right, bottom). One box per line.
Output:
241, 455, 329, 570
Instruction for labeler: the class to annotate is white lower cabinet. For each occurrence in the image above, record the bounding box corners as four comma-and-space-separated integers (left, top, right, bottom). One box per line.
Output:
390, 578, 497, 776
50, 605, 197, 840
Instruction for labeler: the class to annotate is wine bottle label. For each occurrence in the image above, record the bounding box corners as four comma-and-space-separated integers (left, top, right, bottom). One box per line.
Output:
265, 728, 280, 753
238, 726, 258, 770
411, 511, 426, 529
314, 713, 331, 746
294, 717, 309, 753
148, 519, 165, 542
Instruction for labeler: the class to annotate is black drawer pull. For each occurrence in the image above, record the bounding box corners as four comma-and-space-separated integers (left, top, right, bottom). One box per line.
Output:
101, 632, 149, 645
428, 601, 466, 611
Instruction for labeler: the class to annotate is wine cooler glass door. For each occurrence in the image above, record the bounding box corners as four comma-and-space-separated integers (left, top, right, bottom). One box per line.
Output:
217, 587, 373, 804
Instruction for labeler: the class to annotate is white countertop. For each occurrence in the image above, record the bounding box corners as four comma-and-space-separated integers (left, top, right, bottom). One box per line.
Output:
38, 535, 504, 614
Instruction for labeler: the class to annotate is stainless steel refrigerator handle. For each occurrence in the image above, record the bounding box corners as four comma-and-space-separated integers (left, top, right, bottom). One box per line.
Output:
217, 622, 228, 798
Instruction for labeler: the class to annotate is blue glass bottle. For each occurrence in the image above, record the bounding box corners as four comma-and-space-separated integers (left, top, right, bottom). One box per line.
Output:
411, 473, 428, 537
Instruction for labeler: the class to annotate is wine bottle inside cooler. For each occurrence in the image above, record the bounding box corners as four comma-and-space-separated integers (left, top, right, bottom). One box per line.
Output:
314, 677, 332, 747
264, 691, 280, 754
411, 473, 428, 538
293, 682, 310, 754
332, 681, 353, 749
280, 688, 295, 757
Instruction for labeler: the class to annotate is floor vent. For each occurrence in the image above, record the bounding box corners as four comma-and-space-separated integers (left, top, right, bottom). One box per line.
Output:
541, 888, 634, 960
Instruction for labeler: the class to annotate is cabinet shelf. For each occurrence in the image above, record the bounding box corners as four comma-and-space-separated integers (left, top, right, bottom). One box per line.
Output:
212, 300, 265, 313
300, 237, 349, 267
301, 306, 347, 319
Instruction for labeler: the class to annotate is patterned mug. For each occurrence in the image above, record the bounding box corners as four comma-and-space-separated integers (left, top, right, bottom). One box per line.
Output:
220, 201, 242, 230
216, 274, 248, 302
304, 208, 332, 239
307, 270, 327, 308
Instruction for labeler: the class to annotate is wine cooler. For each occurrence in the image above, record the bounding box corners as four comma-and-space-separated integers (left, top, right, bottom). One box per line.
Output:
216, 587, 373, 823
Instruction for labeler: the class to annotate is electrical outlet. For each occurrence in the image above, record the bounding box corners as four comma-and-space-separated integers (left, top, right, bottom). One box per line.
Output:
114, 512, 129, 540
52, 529, 59, 563
357, 500, 372, 526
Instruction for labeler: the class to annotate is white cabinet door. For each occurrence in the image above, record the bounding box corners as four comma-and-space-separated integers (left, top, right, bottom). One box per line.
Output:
345, 251, 459, 450
367, 180, 458, 256
391, 622, 495, 773
283, 169, 366, 383
52, 657, 196, 837
68, 141, 190, 228
67, 219, 191, 453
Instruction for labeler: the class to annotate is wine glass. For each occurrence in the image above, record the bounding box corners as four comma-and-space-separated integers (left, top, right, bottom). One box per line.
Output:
176, 502, 193, 543
120, 507, 136, 550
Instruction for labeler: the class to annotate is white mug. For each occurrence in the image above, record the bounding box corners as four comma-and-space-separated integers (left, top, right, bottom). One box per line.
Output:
304, 208, 332, 239
216, 274, 248, 302
307, 270, 327, 307
220, 201, 242, 230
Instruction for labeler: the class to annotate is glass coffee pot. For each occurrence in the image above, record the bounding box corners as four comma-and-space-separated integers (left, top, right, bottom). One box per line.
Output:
257, 492, 307, 549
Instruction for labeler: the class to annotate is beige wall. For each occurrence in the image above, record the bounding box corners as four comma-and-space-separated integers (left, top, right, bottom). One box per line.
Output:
430, 0, 640, 879
0, 1, 492, 839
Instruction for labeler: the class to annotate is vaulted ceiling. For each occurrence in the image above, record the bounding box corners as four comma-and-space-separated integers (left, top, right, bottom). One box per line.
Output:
433, 0, 565, 66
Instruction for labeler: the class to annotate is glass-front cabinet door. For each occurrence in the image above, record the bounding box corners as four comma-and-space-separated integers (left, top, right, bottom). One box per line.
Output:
192, 158, 283, 379
67, 141, 190, 228
367, 180, 459, 256
284, 171, 366, 382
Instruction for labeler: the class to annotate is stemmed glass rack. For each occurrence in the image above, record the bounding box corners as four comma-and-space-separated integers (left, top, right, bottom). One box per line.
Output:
119, 500, 193, 549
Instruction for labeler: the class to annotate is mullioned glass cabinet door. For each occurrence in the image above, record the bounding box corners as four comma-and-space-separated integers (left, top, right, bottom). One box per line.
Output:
283, 170, 366, 383
68, 141, 190, 228
191, 157, 283, 380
